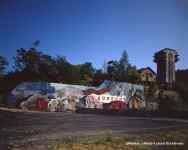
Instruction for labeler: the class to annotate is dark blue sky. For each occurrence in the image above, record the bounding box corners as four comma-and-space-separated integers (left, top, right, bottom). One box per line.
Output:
0, 0, 187, 71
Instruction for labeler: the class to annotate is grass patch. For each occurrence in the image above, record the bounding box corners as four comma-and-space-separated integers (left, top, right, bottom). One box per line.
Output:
12, 129, 188, 150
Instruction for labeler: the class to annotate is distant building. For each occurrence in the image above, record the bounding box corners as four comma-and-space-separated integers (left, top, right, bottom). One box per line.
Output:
139, 67, 156, 83
154, 48, 179, 87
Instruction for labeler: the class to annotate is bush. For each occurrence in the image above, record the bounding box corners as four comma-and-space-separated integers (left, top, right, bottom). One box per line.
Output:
175, 82, 188, 105
158, 95, 177, 112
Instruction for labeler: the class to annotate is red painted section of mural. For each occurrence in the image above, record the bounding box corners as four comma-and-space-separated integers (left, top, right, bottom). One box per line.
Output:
108, 101, 127, 111
83, 88, 111, 95
36, 98, 48, 111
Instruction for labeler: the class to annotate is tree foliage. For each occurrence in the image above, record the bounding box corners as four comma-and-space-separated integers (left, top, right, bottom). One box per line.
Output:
176, 69, 188, 105
14, 47, 57, 81
13, 43, 95, 85
107, 50, 140, 83
107, 60, 120, 80
92, 69, 110, 86
0, 56, 8, 74
2, 43, 143, 93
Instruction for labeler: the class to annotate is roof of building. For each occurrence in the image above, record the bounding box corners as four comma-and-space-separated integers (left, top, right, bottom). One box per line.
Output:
138, 67, 156, 75
154, 48, 178, 56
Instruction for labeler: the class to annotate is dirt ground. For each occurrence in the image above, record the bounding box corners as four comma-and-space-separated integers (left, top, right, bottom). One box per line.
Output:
0, 107, 188, 149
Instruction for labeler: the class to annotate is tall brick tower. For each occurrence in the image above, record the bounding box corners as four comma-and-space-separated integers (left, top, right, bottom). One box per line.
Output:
154, 48, 179, 88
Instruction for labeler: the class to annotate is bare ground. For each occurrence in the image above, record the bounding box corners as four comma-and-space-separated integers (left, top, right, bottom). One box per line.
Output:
0, 107, 188, 149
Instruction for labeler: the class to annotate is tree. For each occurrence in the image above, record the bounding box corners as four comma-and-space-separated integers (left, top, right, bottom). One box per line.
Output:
0, 56, 8, 96
32, 40, 40, 48
37, 53, 57, 81
127, 65, 140, 83
92, 69, 110, 86
106, 50, 140, 83
118, 50, 130, 81
107, 60, 120, 81
176, 69, 188, 105
0, 56, 8, 74
55, 56, 69, 82
80, 63, 94, 79
13, 43, 57, 81
107, 50, 130, 81
13, 42, 97, 84
54, 56, 83, 83
14, 48, 42, 73
119, 50, 129, 73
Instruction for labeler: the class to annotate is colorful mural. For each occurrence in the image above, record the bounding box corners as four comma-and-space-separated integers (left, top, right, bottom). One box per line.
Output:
8, 80, 145, 111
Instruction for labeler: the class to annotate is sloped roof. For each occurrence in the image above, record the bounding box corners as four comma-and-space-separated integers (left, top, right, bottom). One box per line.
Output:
154, 48, 178, 55
138, 67, 156, 75
154, 48, 179, 58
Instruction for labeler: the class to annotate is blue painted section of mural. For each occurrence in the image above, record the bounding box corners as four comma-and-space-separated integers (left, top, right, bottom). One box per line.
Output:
6, 94, 17, 106
14, 82, 55, 93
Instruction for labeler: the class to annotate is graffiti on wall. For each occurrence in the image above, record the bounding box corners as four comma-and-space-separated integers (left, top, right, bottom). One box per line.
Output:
9, 80, 145, 110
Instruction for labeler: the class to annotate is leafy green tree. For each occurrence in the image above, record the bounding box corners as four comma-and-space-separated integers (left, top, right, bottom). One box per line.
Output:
0, 56, 8, 74
14, 43, 57, 81
107, 50, 140, 83
107, 50, 130, 81
66, 64, 80, 83
13, 42, 96, 84
0, 56, 8, 96
118, 50, 130, 81
11, 42, 142, 86
127, 65, 140, 83
92, 69, 110, 86
119, 50, 129, 72
14, 48, 42, 72
107, 60, 120, 81
37, 53, 57, 81
33, 40, 40, 48
175, 70, 188, 105
54, 57, 82, 84
55, 56, 69, 82
0, 56, 8, 104
80, 62, 95, 81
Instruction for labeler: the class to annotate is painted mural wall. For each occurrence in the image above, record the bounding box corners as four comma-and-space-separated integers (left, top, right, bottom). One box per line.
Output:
9, 80, 145, 110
